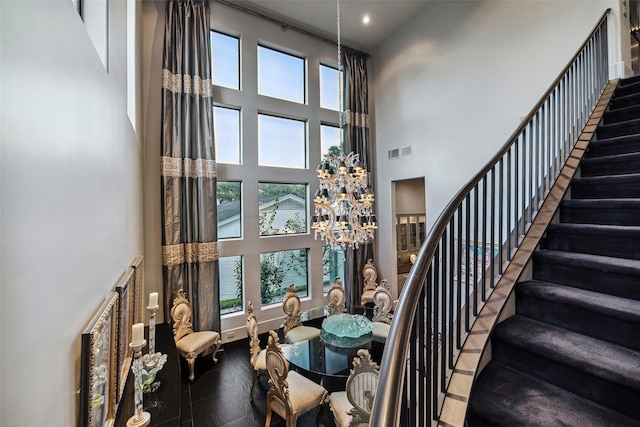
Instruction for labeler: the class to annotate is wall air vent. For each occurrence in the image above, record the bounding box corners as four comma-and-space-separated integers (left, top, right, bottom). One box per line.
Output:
402, 146, 412, 156
388, 148, 400, 159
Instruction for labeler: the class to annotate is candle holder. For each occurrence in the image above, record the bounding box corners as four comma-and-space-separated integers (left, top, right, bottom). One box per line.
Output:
127, 340, 151, 427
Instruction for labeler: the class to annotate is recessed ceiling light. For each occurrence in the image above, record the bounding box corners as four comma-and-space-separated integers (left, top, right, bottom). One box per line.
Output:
362, 15, 370, 24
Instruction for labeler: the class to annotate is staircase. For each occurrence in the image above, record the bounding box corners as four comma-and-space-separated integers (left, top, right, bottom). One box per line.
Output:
467, 76, 640, 426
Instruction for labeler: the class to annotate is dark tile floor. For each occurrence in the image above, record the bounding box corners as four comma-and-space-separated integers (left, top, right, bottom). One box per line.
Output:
177, 334, 338, 427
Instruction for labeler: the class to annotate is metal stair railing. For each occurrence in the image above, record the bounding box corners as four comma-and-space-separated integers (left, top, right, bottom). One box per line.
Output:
370, 9, 610, 426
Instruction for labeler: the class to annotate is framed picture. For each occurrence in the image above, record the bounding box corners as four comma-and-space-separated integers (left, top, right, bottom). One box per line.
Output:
80, 292, 118, 427
131, 255, 145, 324
453, 238, 500, 283
114, 268, 135, 402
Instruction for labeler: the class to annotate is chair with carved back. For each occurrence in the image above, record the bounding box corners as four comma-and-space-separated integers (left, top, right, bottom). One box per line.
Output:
282, 284, 321, 344
329, 349, 380, 427
371, 282, 392, 344
246, 301, 266, 401
170, 289, 222, 382
326, 277, 347, 316
264, 330, 329, 427
360, 259, 379, 306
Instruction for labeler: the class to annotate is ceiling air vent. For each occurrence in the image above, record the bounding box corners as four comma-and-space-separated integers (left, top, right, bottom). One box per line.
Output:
388, 148, 400, 159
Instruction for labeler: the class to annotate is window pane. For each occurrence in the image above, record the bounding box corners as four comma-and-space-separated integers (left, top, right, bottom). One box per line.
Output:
217, 181, 242, 239
323, 246, 345, 293
211, 31, 239, 90
260, 249, 308, 305
321, 124, 341, 158
258, 114, 306, 168
258, 183, 307, 236
213, 106, 241, 164
258, 46, 304, 103
320, 64, 339, 111
220, 255, 243, 315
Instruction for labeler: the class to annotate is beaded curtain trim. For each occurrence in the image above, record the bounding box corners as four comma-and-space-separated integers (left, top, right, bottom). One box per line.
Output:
162, 69, 214, 98
162, 242, 219, 266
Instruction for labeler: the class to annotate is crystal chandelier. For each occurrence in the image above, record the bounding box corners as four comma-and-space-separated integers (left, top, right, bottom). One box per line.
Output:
311, 0, 377, 250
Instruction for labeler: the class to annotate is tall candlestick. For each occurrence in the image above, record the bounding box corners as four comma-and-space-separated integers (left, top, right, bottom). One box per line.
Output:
127, 341, 151, 427
132, 323, 145, 347
147, 307, 157, 357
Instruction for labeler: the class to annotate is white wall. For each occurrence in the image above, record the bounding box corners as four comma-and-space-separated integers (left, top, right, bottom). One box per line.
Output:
0, 1, 143, 425
371, 0, 630, 292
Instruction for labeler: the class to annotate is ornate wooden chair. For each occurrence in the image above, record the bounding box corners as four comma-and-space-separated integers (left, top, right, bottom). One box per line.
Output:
371, 284, 393, 344
360, 259, 379, 305
282, 284, 321, 344
246, 301, 290, 401
326, 277, 347, 316
265, 330, 329, 427
329, 349, 380, 427
170, 289, 222, 382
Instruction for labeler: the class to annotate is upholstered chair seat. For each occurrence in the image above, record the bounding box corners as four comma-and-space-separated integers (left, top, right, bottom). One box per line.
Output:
171, 289, 222, 382
372, 321, 391, 344
265, 330, 328, 426
329, 349, 380, 427
284, 325, 321, 344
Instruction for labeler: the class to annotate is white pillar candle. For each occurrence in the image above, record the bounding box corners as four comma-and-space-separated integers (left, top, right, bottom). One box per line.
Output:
148, 292, 159, 309
132, 323, 145, 347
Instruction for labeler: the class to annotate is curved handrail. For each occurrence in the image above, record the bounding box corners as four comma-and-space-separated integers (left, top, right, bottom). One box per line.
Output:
371, 9, 610, 426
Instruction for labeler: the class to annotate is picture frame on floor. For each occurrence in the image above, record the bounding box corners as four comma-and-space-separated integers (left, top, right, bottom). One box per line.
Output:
80, 292, 118, 427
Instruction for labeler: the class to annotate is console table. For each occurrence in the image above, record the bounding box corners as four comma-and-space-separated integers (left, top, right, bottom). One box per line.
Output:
115, 323, 181, 427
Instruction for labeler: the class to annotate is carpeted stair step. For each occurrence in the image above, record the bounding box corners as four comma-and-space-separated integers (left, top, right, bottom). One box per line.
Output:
620, 74, 640, 86
609, 90, 640, 110
602, 103, 640, 124
543, 223, 640, 259
560, 198, 640, 225
533, 250, 640, 300
587, 134, 640, 157
467, 362, 640, 427
610, 79, 640, 98
491, 316, 640, 419
571, 173, 640, 199
581, 152, 640, 176
596, 117, 640, 139
516, 280, 640, 351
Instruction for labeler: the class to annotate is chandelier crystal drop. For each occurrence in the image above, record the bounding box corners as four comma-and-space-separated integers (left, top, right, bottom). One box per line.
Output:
311, 0, 377, 250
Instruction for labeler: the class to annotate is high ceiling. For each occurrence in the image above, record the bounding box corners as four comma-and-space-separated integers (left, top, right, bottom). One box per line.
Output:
223, 0, 434, 51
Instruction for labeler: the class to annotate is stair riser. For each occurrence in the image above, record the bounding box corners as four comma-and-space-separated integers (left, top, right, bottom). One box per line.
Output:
603, 106, 640, 124
571, 180, 640, 199
560, 205, 640, 226
588, 137, 640, 157
610, 94, 640, 109
532, 260, 640, 301
543, 232, 640, 260
581, 159, 640, 176
612, 83, 640, 98
597, 121, 640, 139
492, 339, 640, 419
516, 294, 640, 351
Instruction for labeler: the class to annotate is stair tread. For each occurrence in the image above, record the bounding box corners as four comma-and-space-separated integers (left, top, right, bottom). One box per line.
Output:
582, 151, 640, 164
470, 362, 640, 427
495, 316, 640, 390
572, 172, 640, 183
561, 198, 640, 208
597, 116, 640, 129
518, 280, 640, 323
535, 249, 640, 273
547, 222, 640, 236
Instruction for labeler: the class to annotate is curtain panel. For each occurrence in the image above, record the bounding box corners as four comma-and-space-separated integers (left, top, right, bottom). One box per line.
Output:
161, 0, 220, 332
342, 48, 374, 310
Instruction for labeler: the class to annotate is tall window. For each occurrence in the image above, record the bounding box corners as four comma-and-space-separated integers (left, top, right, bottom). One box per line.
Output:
211, 24, 341, 320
